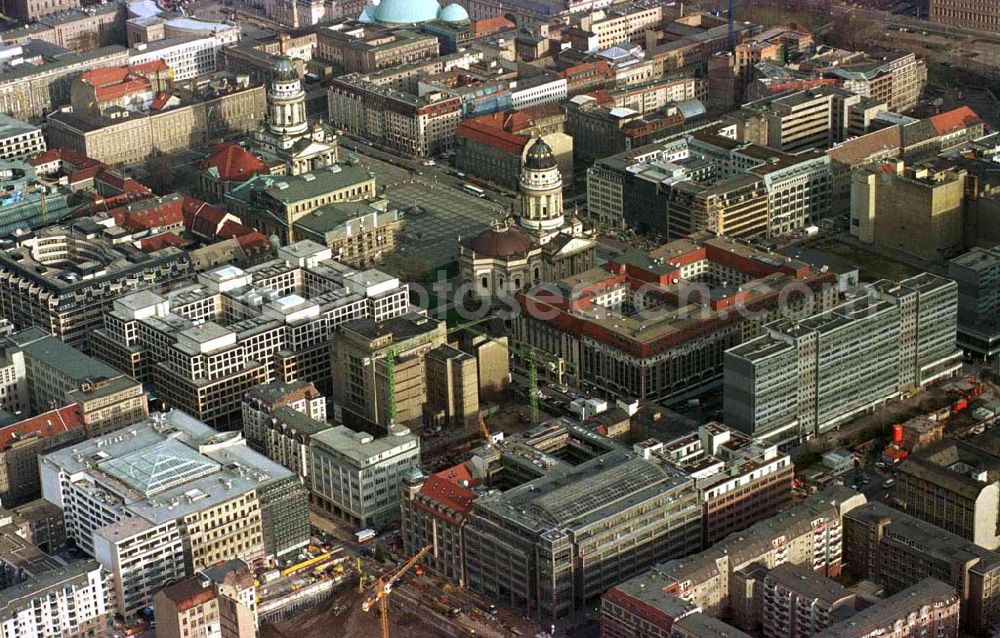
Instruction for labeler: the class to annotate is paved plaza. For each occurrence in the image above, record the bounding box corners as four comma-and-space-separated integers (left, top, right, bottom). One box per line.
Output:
358, 155, 512, 268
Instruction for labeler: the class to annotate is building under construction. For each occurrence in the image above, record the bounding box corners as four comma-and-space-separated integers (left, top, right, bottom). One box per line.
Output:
0, 160, 70, 237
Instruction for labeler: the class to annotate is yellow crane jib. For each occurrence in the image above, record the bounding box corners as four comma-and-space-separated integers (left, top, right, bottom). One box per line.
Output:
361, 545, 433, 638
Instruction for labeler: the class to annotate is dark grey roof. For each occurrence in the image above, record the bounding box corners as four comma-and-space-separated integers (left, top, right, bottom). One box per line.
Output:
6, 328, 120, 382
270, 405, 331, 437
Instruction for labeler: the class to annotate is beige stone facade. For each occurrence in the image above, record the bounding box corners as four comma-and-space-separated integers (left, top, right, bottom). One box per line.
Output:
46, 80, 266, 165
328, 74, 463, 158
66, 376, 149, 438
424, 344, 480, 430
851, 161, 966, 260
332, 313, 448, 431
10, 0, 79, 24
931, 0, 1000, 32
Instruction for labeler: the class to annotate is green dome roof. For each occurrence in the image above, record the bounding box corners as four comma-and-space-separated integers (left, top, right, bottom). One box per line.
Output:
438, 3, 469, 22
524, 138, 556, 170
373, 0, 440, 24
273, 56, 297, 82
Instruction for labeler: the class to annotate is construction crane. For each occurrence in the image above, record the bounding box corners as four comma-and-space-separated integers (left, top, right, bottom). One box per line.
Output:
727, 0, 735, 50
365, 347, 397, 426
362, 545, 433, 638
444, 318, 562, 423
478, 412, 491, 444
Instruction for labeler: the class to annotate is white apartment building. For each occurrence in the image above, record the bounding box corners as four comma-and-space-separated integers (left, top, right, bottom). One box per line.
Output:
310, 424, 420, 529
0, 561, 113, 638
511, 76, 568, 110
574, 6, 665, 51
93, 518, 186, 619
0, 346, 26, 416
129, 35, 223, 81
0, 114, 45, 161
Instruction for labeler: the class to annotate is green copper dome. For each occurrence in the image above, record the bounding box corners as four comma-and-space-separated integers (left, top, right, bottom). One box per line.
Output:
273, 56, 297, 82
372, 0, 440, 24
524, 138, 557, 170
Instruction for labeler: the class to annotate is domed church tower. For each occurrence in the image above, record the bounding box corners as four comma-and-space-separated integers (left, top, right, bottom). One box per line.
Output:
518, 138, 564, 239
458, 137, 596, 300
267, 56, 308, 138
253, 56, 337, 175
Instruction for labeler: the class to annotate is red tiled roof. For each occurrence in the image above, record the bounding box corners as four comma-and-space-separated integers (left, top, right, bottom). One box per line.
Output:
80, 66, 130, 86
31, 148, 103, 171
69, 165, 106, 186
236, 231, 270, 253
587, 89, 614, 106
827, 125, 902, 167
473, 15, 514, 37
149, 90, 172, 111
457, 112, 534, 155
29, 149, 64, 166
183, 197, 229, 238
202, 143, 268, 183
161, 579, 217, 612
418, 463, 479, 516
97, 79, 149, 103
217, 219, 252, 238
111, 195, 186, 232
238, 231, 269, 247
95, 169, 152, 198
929, 106, 983, 136
0, 405, 83, 451
78, 62, 169, 104
556, 60, 612, 81
130, 59, 169, 75
139, 232, 188, 252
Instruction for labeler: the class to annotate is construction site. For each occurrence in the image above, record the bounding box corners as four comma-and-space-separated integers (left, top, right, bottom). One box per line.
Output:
262, 549, 544, 638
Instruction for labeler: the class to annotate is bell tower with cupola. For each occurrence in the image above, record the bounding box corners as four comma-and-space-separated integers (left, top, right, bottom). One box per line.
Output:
253, 56, 337, 175
267, 56, 308, 139
518, 137, 564, 239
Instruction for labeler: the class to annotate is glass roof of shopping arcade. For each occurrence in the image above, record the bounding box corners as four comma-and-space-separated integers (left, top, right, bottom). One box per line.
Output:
99, 439, 221, 497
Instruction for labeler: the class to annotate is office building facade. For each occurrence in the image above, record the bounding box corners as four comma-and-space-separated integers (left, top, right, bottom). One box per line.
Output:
842, 501, 1000, 635
0, 224, 192, 352
464, 452, 702, 622
724, 274, 961, 442
92, 241, 409, 429
41, 411, 309, 618
309, 424, 420, 528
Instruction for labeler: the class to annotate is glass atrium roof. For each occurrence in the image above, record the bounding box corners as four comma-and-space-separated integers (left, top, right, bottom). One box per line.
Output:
99, 439, 220, 497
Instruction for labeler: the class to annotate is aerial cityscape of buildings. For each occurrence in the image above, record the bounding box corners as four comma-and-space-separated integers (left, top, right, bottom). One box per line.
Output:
0, 0, 998, 637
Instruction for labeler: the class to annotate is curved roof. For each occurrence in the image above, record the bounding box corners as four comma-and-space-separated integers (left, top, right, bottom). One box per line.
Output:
358, 3, 376, 22
373, 0, 440, 24
464, 225, 533, 258
273, 56, 297, 82
676, 99, 706, 120
438, 2, 469, 22
524, 137, 556, 170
